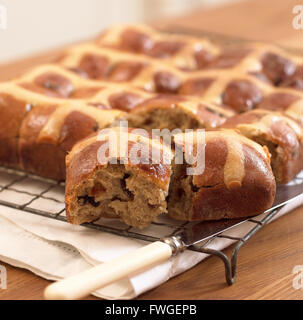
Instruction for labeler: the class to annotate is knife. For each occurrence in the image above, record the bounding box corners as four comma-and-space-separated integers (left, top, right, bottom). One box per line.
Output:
44, 181, 303, 300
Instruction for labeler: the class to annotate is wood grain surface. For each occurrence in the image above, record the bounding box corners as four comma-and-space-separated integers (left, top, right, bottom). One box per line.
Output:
160, 0, 303, 49
1, 0, 303, 300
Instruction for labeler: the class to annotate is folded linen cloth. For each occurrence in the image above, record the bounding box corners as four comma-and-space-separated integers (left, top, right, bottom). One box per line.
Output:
0, 193, 302, 299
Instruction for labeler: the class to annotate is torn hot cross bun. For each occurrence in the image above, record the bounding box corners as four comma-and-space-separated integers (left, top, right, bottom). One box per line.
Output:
221, 109, 303, 184
168, 129, 276, 221
65, 127, 173, 228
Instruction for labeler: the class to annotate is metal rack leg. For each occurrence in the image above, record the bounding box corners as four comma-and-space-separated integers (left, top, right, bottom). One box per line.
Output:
198, 247, 237, 285
197, 208, 281, 285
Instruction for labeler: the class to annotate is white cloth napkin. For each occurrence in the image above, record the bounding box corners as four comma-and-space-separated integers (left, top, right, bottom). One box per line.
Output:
0, 193, 303, 300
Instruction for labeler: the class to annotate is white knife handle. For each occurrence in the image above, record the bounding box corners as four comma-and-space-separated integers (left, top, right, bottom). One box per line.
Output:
44, 241, 172, 300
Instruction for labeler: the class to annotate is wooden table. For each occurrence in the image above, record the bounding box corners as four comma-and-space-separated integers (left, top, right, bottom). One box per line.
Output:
1, 0, 303, 300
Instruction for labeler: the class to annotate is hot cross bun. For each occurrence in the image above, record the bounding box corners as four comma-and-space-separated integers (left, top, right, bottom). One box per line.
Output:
65, 127, 173, 228
221, 109, 303, 184
169, 130, 276, 221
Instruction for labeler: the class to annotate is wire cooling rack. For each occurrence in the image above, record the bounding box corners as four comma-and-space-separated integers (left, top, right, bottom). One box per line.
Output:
1, 166, 301, 285
0, 167, 191, 242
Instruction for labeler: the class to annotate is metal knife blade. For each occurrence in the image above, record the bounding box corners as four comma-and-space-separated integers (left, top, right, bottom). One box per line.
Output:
175, 181, 303, 247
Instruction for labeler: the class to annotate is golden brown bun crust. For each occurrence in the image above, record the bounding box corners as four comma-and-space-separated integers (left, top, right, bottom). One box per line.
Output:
222, 109, 303, 183
19, 104, 65, 180
66, 130, 172, 190
19, 106, 103, 180
191, 142, 276, 220
0, 93, 29, 167
170, 130, 276, 221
